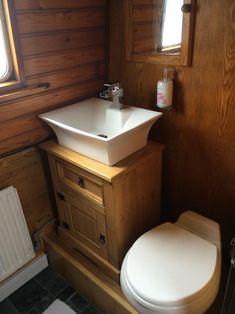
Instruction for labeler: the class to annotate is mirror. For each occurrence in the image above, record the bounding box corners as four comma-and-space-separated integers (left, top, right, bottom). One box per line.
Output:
125, 0, 195, 66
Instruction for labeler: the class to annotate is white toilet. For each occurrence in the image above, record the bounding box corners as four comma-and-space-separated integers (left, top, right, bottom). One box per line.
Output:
121, 211, 221, 314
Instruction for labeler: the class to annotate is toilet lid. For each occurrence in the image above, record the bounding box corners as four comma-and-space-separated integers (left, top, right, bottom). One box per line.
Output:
125, 222, 217, 308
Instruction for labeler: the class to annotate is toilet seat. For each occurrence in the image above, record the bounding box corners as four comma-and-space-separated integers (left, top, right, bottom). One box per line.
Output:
121, 222, 219, 313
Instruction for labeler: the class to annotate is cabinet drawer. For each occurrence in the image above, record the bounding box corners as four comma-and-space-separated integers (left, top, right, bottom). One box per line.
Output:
55, 158, 104, 205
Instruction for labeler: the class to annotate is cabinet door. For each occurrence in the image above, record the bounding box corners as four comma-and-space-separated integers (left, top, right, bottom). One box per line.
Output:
56, 191, 108, 259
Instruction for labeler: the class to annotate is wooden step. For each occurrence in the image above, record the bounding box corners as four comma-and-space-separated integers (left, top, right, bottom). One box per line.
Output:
42, 230, 137, 314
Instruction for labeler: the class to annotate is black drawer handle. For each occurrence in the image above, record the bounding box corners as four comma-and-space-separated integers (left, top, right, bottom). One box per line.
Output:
99, 234, 106, 245
62, 221, 70, 230
78, 176, 85, 188
57, 192, 65, 201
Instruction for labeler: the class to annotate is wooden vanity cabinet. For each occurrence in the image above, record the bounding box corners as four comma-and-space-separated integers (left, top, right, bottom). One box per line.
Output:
41, 141, 163, 282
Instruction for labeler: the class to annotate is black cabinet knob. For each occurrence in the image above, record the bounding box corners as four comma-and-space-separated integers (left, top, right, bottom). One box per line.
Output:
57, 192, 65, 201
78, 177, 85, 188
99, 234, 106, 245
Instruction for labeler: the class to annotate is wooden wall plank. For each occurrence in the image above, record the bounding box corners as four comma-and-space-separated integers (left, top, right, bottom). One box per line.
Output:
14, 0, 105, 11
129, 1, 164, 56
133, 39, 156, 53
24, 47, 105, 77
0, 63, 105, 104
21, 29, 105, 57
0, 79, 103, 124
133, 23, 161, 53
133, 0, 162, 6
133, 24, 158, 40
133, 7, 161, 23
0, 128, 51, 157
27, 63, 106, 91
17, 10, 105, 34
0, 80, 104, 144
0, 147, 54, 234
0, 114, 45, 142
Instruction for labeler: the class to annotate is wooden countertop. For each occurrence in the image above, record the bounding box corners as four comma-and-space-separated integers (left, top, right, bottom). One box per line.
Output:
40, 140, 164, 182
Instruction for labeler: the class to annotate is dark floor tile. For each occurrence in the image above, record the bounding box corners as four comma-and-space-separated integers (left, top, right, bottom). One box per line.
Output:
0, 298, 20, 314
57, 285, 76, 302
34, 294, 55, 313
2, 266, 103, 314
82, 304, 103, 314
27, 308, 39, 314
34, 267, 69, 297
9, 279, 50, 313
67, 292, 89, 311
66, 301, 81, 314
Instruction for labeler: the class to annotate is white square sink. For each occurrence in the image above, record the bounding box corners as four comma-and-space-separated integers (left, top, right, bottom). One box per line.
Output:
39, 98, 162, 166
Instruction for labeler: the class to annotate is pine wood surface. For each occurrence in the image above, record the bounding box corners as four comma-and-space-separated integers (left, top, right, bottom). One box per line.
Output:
43, 230, 137, 314
58, 226, 120, 283
109, 0, 235, 256
0, 146, 54, 235
40, 140, 164, 182
42, 141, 163, 270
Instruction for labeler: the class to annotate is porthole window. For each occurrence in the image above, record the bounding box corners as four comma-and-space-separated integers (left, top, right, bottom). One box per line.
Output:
0, 0, 24, 93
0, 0, 13, 83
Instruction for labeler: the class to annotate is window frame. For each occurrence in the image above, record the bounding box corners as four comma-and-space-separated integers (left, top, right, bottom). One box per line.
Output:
0, 0, 25, 93
0, 0, 13, 82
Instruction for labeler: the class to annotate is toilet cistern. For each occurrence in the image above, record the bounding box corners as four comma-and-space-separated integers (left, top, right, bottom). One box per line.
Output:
99, 82, 124, 109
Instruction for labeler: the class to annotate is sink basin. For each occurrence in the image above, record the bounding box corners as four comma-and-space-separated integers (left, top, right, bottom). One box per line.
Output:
39, 98, 162, 165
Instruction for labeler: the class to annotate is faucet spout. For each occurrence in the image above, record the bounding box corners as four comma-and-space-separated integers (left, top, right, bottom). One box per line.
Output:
112, 92, 122, 109
99, 83, 123, 109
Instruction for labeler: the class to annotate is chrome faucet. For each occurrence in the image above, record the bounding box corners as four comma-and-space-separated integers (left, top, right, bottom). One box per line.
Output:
99, 83, 123, 109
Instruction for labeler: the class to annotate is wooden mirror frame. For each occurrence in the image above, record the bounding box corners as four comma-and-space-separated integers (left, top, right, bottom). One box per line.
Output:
125, 0, 196, 66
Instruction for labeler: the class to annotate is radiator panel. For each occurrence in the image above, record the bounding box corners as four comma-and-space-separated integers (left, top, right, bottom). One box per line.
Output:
0, 186, 35, 282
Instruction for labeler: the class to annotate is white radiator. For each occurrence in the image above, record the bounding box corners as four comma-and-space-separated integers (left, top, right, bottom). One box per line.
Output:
0, 186, 35, 283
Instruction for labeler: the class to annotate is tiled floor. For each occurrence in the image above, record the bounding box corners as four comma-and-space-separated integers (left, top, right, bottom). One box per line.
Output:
0, 266, 102, 314
1, 262, 234, 314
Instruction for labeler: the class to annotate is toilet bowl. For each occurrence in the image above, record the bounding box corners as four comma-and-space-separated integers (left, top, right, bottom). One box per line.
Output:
120, 211, 221, 314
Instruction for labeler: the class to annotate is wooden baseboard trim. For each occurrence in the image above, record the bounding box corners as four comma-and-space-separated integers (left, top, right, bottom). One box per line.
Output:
42, 231, 137, 314
58, 226, 120, 283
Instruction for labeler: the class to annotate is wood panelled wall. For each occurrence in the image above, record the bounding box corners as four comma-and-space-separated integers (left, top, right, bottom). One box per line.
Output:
0, 0, 107, 235
0, 0, 107, 156
0, 147, 54, 236
109, 0, 235, 255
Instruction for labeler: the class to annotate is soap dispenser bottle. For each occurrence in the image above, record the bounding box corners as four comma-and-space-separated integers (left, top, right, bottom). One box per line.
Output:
156, 68, 173, 109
